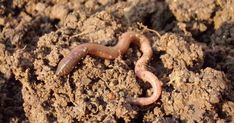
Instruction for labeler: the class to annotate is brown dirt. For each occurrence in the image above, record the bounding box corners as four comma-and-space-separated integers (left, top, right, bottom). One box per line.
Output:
0, 0, 233, 122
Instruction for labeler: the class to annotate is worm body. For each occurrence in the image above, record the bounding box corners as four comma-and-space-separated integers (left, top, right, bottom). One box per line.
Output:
56, 31, 162, 106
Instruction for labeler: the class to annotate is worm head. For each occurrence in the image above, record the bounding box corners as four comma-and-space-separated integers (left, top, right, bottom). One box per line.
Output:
56, 54, 77, 76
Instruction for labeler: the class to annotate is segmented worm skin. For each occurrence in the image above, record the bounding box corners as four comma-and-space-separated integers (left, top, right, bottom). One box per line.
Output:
56, 31, 162, 106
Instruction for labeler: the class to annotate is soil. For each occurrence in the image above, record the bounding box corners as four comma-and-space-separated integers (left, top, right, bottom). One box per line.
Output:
0, 0, 233, 123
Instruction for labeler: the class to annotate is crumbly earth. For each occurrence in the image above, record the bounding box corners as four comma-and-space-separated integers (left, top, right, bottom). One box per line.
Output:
0, 0, 233, 122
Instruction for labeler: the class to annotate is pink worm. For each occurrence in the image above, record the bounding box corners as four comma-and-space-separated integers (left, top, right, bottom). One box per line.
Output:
56, 31, 162, 106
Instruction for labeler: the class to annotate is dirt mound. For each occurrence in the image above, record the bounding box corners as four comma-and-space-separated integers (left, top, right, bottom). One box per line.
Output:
0, 0, 233, 122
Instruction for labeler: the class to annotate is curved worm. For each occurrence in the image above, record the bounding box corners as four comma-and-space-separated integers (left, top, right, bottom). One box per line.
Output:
56, 31, 162, 106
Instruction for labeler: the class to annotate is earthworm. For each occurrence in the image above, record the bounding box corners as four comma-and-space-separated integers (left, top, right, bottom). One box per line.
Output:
56, 31, 162, 106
